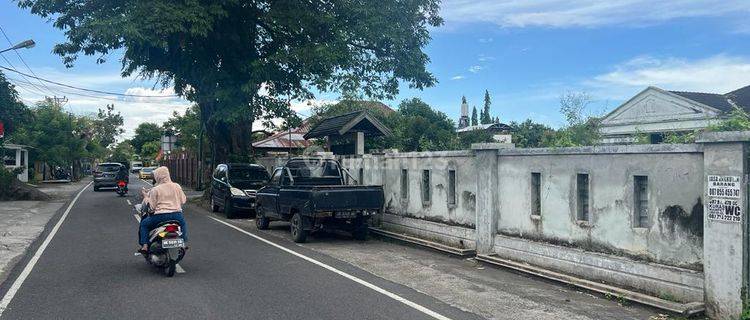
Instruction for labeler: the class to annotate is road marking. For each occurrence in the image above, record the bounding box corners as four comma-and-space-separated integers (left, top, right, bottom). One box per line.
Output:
175, 264, 185, 274
133, 214, 141, 223
126, 199, 132, 205
0, 181, 93, 316
209, 216, 452, 320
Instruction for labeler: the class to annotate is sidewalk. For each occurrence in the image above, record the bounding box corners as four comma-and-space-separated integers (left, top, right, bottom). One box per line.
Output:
218, 215, 678, 320
0, 179, 90, 286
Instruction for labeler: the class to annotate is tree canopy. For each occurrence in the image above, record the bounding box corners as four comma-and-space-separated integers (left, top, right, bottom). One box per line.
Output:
19, 0, 443, 162
130, 122, 162, 155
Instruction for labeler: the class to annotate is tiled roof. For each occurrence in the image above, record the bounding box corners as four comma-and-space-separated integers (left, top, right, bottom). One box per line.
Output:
669, 85, 750, 112
252, 120, 314, 149
303, 110, 392, 139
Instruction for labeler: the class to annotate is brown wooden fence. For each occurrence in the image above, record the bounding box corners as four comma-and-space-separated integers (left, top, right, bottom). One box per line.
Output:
161, 151, 209, 190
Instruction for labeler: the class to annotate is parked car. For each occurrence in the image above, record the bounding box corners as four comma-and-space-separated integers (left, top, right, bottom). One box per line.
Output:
255, 157, 384, 243
139, 167, 155, 180
93, 163, 126, 191
211, 163, 270, 218
131, 161, 143, 173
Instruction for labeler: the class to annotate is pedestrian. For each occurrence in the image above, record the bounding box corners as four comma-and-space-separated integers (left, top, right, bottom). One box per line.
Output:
138, 166, 188, 253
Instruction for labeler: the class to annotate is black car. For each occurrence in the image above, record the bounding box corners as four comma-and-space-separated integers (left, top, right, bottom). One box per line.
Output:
210, 163, 270, 218
255, 158, 384, 243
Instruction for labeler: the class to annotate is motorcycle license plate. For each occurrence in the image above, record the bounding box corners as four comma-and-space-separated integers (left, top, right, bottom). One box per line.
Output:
162, 238, 184, 249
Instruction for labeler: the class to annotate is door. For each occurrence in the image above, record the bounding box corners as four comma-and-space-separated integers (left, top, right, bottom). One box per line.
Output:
212, 165, 229, 206
260, 168, 282, 218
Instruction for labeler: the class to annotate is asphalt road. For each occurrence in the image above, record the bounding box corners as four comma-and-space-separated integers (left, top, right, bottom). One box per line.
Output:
0, 176, 482, 320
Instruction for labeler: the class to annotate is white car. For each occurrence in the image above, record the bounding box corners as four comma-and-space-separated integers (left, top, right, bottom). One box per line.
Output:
131, 161, 144, 173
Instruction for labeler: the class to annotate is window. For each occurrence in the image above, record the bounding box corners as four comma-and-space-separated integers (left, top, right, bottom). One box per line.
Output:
421, 170, 431, 204
400, 169, 408, 199
447, 170, 456, 206
359, 168, 364, 185
634, 176, 649, 227
3, 149, 16, 166
531, 172, 541, 216
270, 169, 282, 185
576, 173, 590, 221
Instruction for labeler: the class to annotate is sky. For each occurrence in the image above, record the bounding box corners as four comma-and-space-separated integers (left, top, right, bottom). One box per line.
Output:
2, 0, 750, 138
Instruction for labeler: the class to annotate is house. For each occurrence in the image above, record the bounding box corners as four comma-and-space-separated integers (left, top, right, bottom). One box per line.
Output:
252, 120, 314, 156
456, 123, 513, 143
600, 85, 750, 144
304, 110, 392, 155
2, 144, 30, 182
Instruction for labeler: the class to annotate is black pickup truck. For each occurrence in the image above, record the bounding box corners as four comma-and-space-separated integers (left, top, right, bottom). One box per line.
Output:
255, 157, 384, 243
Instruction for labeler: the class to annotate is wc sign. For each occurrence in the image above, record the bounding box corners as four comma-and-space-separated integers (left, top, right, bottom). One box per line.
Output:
707, 175, 742, 223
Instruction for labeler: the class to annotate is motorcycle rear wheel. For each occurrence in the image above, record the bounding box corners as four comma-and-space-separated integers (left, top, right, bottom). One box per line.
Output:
165, 260, 176, 277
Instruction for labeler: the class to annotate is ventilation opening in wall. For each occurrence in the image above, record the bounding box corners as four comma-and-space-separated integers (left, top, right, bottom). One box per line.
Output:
576, 173, 590, 221
448, 169, 456, 206
359, 168, 364, 185
531, 172, 541, 216
421, 169, 431, 205
401, 169, 408, 199
634, 175, 649, 227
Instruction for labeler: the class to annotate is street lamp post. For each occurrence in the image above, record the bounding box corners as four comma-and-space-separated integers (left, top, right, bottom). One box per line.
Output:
0, 39, 35, 54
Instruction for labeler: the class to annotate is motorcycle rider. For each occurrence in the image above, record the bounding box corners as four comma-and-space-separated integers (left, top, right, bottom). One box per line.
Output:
138, 166, 188, 253
115, 164, 129, 192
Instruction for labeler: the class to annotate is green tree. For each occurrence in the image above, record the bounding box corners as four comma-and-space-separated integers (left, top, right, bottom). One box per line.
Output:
509, 120, 555, 148
140, 141, 161, 162
12, 99, 88, 167
19, 0, 443, 163
471, 106, 478, 126
481, 90, 492, 124
392, 98, 457, 152
709, 106, 750, 132
130, 123, 162, 155
0, 71, 31, 140
92, 104, 124, 149
108, 140, 135, 164
548, 91, 600, 147
163, 105, 205, 153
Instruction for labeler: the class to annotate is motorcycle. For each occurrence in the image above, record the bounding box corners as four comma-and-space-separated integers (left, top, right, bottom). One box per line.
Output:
116, 180, 128, 197
133, 203, 186, 277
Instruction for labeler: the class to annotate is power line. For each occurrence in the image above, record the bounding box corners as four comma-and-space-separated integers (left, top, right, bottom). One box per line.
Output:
0, 25, 59, 97
0, 65, 180, 98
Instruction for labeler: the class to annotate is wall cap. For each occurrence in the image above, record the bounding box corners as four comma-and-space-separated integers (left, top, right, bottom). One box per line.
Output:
471, 143, 515, 150
696, 131, 750, 143
497, 144, 702, 156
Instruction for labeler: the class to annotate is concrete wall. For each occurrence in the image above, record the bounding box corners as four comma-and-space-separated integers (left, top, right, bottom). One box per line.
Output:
340, 151, 477, 228
495, 145, 705, 270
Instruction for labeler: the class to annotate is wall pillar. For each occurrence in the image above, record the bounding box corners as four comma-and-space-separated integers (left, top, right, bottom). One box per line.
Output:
697, 132, 750, 319
354, 132, 365, 155
471, 143, 514, 254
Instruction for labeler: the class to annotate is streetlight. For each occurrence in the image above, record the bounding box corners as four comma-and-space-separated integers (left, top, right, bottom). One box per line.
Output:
0, 39, 35, 54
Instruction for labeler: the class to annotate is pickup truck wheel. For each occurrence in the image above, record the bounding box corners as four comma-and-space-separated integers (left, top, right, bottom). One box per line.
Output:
255, 206, 270, 230
211, 198, 219, 212
290, 213, 308, 243
352, 217, 369, 240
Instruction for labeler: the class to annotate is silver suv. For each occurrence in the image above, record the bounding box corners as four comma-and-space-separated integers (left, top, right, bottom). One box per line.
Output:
93, 163, 126, 191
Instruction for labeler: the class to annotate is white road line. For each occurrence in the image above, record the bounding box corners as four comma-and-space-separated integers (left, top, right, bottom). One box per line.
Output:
0, 181, 93, 316
126, 199, 132, 205
175, 264, 185, 274
209, 217, 452, 320
133, 214, 141, 223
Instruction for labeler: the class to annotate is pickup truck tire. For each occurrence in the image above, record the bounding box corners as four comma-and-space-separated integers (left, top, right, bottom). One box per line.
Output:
290, 213, 308, 243
352, 217, 369, 240
255, 211, 270, 230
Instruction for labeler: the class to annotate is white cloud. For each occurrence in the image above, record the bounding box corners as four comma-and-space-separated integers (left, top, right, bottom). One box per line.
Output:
477, 55, 495, 62
440, 0, 750, 28
586, 54, 750, 98
478, 37, 493, 43
468, 65, 483, 73
451, 75, 466, 80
